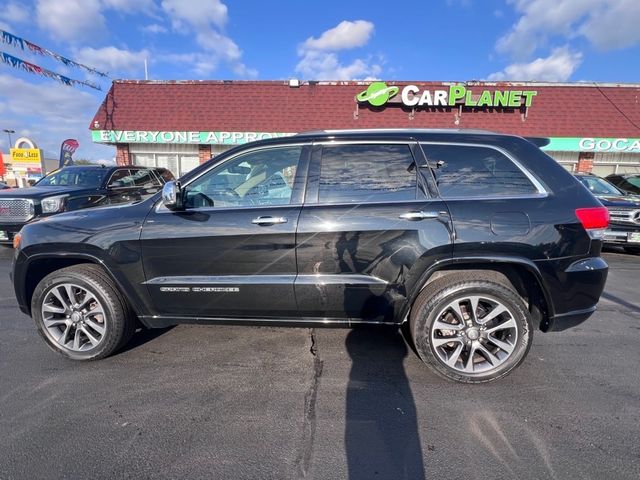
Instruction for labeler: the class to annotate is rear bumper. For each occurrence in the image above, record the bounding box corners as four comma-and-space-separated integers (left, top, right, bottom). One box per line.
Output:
547, 306, 597, 332
537, 256, 608, 332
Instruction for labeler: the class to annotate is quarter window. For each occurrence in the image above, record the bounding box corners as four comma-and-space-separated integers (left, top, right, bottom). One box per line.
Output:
184, 146, 302, 208
318, 144, 417, 203
421, 144, 537, 197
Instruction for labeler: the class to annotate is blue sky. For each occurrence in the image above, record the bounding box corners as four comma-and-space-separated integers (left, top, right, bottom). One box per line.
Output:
1, 0, 639, 161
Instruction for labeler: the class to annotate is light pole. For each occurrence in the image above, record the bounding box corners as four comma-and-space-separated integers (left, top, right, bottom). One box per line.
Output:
3, 129, 15, 149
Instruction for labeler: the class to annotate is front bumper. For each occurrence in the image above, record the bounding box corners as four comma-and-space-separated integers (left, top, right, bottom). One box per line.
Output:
0, 224, 25, 245
603, 225, 640, 245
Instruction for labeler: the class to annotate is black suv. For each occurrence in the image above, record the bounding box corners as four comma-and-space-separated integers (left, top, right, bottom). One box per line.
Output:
11, 130, 609, 383
0, 165, 173, 245
606, 173, 640, 195
575, 173, 640, 254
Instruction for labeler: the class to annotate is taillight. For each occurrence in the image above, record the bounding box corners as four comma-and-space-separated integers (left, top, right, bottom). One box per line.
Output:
575, 207, 609, 239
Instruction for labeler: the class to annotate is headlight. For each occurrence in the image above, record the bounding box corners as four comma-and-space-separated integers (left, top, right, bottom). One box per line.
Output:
41, 195, 68, 213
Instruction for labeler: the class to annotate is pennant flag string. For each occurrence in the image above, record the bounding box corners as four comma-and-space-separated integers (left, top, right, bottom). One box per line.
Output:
1, 29, 109, 78
1, 51, 102, 91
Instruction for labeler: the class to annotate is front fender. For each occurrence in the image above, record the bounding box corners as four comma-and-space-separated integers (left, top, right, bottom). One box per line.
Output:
13, 200, 155, 319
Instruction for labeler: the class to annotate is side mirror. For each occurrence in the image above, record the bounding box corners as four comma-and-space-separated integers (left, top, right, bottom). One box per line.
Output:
162, 181, 183, 210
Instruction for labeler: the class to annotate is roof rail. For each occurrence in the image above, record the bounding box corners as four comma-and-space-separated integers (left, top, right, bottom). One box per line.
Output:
294, 128, 496, 136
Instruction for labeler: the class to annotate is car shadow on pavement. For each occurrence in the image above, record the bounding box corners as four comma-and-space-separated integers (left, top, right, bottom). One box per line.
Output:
345, 326, 426, 480
117, 326, 175, 355
600, 291, 640, 313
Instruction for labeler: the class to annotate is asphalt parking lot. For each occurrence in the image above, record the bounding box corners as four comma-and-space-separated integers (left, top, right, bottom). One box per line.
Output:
1, 247, 639, 480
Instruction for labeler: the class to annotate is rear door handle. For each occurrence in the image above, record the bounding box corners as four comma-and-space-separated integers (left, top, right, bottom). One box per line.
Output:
399, 211, 441, 221
252, 216, 288, 225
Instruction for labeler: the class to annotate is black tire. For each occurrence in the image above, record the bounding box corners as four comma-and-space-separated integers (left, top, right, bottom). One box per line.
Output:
31, 264, 136, 360
410, 272, 533, 383
624, 246, 640, 255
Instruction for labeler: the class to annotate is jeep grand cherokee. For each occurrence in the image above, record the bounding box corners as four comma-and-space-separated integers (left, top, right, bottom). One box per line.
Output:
11, 129, 609, 383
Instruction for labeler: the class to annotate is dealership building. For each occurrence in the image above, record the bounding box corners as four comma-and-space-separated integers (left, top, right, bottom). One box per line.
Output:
90, 80, 640, 177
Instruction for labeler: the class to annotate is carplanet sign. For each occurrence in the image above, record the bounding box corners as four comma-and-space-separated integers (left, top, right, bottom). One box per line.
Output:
356, 82, 537, 108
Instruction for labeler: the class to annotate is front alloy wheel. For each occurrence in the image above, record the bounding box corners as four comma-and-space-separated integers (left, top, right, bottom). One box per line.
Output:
32, 264, 136, 360
41, 283, 107, 352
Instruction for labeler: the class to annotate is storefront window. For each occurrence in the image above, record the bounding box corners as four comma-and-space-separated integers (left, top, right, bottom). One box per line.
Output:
180, 156, 200, 174
130, 144, 232, 177
156, 154, 179, 176
133, 153, 155, 169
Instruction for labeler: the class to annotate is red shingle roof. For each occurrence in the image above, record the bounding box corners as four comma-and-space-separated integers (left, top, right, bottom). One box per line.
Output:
90, 80, 640, 138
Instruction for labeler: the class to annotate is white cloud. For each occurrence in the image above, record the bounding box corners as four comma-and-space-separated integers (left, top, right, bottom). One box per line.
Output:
161, 0, 228, 29
76, 46, 149, 76
580, 0, 640, 50
35, 0, 158, 43
488, 46, 583, 81
103, 0, 156, 11
0, 74, 113, 160
296, 20, 381, 80
300, 20, 374, 52
0, 2, 30, 24
498, 0, 640, 58
295, 51, 381, 80
141, 23, 168, 34
159, 0, 255, 78
36, 0, 106, 43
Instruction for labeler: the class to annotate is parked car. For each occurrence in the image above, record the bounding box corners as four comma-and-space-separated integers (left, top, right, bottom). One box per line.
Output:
575, 173, 640, 254
606, 173, 640, 195
0, 165, 174, 245
11, 130, 609, 383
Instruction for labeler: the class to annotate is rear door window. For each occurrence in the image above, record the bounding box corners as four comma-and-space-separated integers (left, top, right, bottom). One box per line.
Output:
131, 169, 161, 187
421, 144, 538, 198
318, 144, 417, 203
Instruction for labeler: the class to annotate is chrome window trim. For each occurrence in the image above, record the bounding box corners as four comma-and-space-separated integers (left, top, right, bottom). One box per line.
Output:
299, 198, 446, 208
155, 201, 303, 214
419, 141, 549, 198
311, 140, 415, 146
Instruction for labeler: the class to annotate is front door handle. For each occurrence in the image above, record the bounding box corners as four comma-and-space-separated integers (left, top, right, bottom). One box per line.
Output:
252, 216, 288, 225
399, 211, 441, 221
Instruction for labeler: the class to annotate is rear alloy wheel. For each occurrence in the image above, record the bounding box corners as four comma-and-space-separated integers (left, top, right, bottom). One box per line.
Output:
410, 273, 532, 383
32, 264, 136, 360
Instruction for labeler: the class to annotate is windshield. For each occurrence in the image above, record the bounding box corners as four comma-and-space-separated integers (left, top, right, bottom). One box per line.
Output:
578, 176, 623, 196
36, 168, 109, 187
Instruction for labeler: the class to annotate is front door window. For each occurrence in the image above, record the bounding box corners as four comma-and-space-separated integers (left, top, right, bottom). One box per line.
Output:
183, 146, 302, 208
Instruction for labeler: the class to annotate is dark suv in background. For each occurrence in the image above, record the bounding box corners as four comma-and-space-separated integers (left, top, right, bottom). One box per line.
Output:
575, 173, 640, 254
11, 130, 609, 383
0, 165, 173, 245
